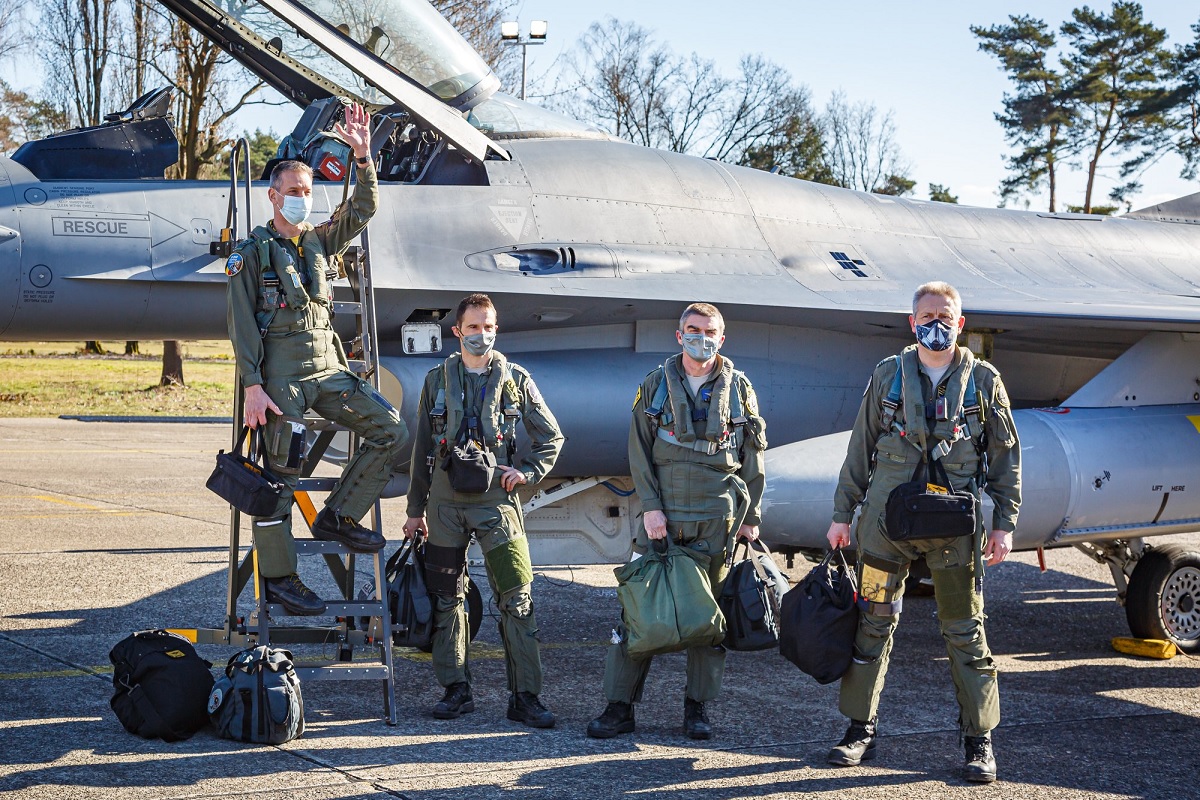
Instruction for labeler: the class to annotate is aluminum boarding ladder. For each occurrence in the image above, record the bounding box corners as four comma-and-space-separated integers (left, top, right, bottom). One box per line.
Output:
181, 143, 397, 725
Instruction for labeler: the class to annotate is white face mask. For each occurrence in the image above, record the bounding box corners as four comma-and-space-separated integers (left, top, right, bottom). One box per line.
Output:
278, 194, 312, 225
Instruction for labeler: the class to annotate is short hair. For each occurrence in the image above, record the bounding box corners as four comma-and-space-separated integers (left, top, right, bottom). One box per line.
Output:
679, 302, 724, 331
912, 282, 961, 315
455, 293, 496, 327
270, 160, 314, 192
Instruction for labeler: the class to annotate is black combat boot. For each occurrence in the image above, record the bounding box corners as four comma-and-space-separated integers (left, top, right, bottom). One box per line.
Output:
312, 507, 385, 552
586, 701, 635, 739
264, 573, 326, 616
964, 733, 997, 783
683, 698, 712, 740
431, 682, 474, 719
507, 692, 556, 728
827, 718, 878, 766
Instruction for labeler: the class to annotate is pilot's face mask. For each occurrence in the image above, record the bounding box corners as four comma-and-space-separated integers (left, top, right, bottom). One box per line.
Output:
681, 333, 720, 361
915, 319, 955, 352
462, 331, 496, 357
278, 194, 312, 226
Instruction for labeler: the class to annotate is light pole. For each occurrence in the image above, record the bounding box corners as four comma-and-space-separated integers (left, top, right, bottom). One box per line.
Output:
500, 19, 547, 101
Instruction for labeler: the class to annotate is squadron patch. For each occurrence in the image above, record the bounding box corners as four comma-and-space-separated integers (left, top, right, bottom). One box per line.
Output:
632, 385, 642, 411
224, 252, 243, 277
995, 383, 1011, 408
745, 387, 759, 416
526, 377, 544, 406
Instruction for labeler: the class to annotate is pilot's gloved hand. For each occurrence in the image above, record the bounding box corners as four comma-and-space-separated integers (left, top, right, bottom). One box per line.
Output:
826, 521, 851, 550
244, 384, 281, 429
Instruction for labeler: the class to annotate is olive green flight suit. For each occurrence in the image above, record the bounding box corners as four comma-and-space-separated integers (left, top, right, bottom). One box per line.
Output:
832, 344, 1021, 736
406, 350, 564, 694
604, 353, 767, 704
226, 162, 409, 578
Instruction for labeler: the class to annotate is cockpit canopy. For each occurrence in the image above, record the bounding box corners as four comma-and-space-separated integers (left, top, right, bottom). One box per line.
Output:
201, 0, 498, 110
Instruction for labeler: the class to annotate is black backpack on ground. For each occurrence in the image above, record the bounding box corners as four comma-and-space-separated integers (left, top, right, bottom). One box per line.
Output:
109, 629, 214, 741
209, 646, 304, 744
719, 539, 790, 651
779, 550, 860, 684
359, 535, 434, 649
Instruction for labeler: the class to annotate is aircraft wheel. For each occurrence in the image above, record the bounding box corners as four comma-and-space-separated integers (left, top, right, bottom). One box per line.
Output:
1125, 544, 1200, 654
418, 579, 483, 653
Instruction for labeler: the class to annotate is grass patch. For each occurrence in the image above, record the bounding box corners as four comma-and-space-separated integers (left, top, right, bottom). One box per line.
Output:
0, 341, 237, 417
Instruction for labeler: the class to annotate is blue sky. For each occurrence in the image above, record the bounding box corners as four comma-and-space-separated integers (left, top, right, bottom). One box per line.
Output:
508, 0, 1200, 209
3, 1, 1195, 210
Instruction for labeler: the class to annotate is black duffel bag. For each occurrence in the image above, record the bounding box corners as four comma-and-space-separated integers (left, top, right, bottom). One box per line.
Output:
779, 550, 859, 684
205, 425, 286, 516
884, 453, 977, 542
359, 535, 434, 649
110, 630, 214, 741
719, 539, 790, 652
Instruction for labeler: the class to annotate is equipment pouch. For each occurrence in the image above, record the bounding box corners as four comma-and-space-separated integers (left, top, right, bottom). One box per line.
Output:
884, 453, 977, 542
440, 418, 496, 493
270, 416, 307, 475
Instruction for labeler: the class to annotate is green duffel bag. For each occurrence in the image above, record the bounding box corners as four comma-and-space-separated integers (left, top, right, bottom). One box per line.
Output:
616, 540, 725, 659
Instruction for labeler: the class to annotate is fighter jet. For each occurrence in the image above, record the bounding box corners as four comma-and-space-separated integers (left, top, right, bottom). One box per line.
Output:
1, 0, 1198, 653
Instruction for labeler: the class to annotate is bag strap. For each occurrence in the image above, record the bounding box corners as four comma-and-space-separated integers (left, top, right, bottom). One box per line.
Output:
385, 535, 418, 577
127, 682, 190, 742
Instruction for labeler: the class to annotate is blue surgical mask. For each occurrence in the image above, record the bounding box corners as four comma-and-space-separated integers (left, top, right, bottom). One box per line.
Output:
681, 332, 720, 361
279, 194, 312, 226
915, 319, 955, 352
462, 331, 495, 357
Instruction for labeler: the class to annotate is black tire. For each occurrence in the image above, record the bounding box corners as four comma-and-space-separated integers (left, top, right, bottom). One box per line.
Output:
417, 579, 484, 653
1125, 544, 1200, 654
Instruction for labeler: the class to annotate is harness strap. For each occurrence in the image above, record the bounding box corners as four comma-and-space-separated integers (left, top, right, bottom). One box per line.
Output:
655, 426, 733, 454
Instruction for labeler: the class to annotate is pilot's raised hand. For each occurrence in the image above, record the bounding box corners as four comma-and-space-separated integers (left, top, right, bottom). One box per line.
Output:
244, 384, 282, 429
335, 102, 371, 159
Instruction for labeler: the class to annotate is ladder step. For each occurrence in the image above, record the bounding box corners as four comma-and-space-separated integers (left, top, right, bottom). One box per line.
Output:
265, 601, 385, 616
346, 359, 369, 374
293, 539, 385, 555
295, 477, 339, 492
297, 664, 390, 681
332, 301, 362, 315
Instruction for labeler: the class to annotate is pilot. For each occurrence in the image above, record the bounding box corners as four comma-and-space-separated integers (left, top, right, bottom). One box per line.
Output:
402, 293, 565, 728
824, 281, 1021, 783
225, 102, 408, 615
587, 302, 767, 741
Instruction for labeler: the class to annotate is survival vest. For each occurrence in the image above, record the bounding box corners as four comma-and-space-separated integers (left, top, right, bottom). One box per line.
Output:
427, 352, 523, 466
645, 356, 750, 456
244, 224, 337, 336
879, 346, 990, 480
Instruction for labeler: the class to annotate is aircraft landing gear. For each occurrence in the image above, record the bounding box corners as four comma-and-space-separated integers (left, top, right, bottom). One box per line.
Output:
1125, 544, 1200, 654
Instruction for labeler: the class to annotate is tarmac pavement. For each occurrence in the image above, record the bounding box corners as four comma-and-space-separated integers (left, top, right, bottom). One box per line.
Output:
0, 418, 1196, 799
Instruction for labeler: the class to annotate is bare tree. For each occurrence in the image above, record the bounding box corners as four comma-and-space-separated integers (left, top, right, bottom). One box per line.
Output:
431, 0, 520, 89
822, 92, 912, 195
0, 0, 24, 63
558, 18, 814, 167
705, 55, 800, 163
40, 0, 119, 127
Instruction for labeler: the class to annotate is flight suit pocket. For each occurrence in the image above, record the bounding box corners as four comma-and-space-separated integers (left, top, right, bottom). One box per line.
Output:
989, 407, 1018, 448
268, 416, 308, 475
875, 435, 915, 465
